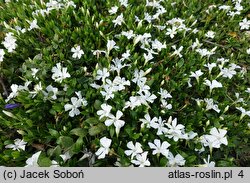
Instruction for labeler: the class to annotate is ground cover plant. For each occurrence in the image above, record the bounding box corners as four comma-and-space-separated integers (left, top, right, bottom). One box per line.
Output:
0, 0, 249, 167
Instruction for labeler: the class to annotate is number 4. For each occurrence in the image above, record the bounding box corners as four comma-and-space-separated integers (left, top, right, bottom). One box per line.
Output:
238, 170, 244, 178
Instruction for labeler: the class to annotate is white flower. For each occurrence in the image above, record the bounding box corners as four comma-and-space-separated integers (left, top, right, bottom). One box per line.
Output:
247, 48, 250, 54
119, 0, 129, 7
100, 84, 115, 100
110, 58, 130, 75
51, 63, 71, 83
60, 151, 72, 162
167, 152, 185, 167
27, 19, 39, 31
25, 151, 42, 167
64, 97, 82, 117
124, 96, 143, 109
196, 47, 217, 58
109, 6, 118, 15
161, 99, 172, 110
104, 110, 125, 135
198, 155, 215, 167
201, 127, 228, 149
148, 139, 170, 157
151, 39, 166, 52
210, 127, 228, 146
125, 141, 143, 159
92, 49, 106, 58
106, 40, 119, 55
139, 90, 157, 104
29, 81, 43, 97
31, 68, 39, 79
113, 76, 130, 91
204, 63, 216, 74
246, 88, 250, 94
71, 45, 84, 59
239, 18, 250, 30
0, 49, 5, 62
190, 70, 203, 82
186, 131, 198, 140
236, 107, 250, 119
5, 139, 27, 151
121, 30, 135, 39
165, 118, 186, 141
2, 32, 17, 53
150, 116, 168, 135
42, 85, 58, 100
191, 38, 203, 50
75, 91, 88, 106
50, 160, 60, 167
5, 84, 19, 102
166, 26, 177, 39
95, 68, 110, 82
158, 88, 172, 99
220, 67, 237, 79
112, 13, 124, 27
217, 58, 229, 67
139, 113, 158, 129
95, 137, 112, 159
97, 103, 112, 119
204, 98, 220, 113
205, 31, 215, 39
171, 45, 183, 58
131, 152, 151, 167
204, 79, 222, 93
132, 69, 147, 85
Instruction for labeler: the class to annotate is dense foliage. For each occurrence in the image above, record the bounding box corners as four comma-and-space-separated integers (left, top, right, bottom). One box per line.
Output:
0, 0, 249, 167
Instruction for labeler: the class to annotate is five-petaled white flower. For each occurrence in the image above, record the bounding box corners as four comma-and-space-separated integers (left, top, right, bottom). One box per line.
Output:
64, 97, 82, 117
148, 139, 170, 157
171, 45, 183, 58
204, 79, 222, 93
2, 32, 17, 53
43, 85, 58, 100
205, 31, 215, 39
71, 45, 84, 59
139, 113, 157, 129
104, 110, 125, 135
165, 117, 186, 141
51, 63, 71, 83
95, 137, 112, 159
190, 70, 203, 83
97, 103, 112, 119
131, 152, 151, 167
5, 138, 27, 151
150, 116, 168, 135
106, 40, 119, 55
125, 141, 143, 159
25, 151, 42, 167
167, 152, 185, 167
239, 18, 250, 30
109, 6, 118, 15
236, 107, 250, 119
166, 26, 177, 39
201, 127, 228, 149
27, 19, 39, 31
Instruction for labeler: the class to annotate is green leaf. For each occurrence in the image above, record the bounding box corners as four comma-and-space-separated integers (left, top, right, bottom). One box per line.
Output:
11, 151, 20, 159
57, 136, 74, 149
84, 117, 99, 125
70, 128, 87, 137
49, 129, 59, 138
160, 157, 168, 167
88, 123, 106, 136
38, 157, 52, 167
